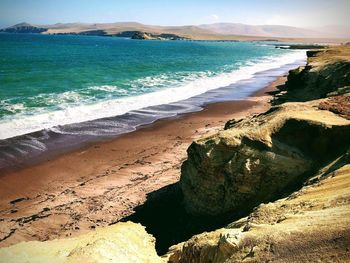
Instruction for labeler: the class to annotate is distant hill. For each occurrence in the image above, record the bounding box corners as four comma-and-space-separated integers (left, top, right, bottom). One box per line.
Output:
0, 22, 47, 33
199, 23, 350, 39
1, 22, 349, 42
313, 25, 350, 39
40, 22, 215, 39
198, 23, 325, 38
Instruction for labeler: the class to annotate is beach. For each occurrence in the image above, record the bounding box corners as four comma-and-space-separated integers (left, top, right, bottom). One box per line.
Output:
0, 75, 285, 247
1, 1, 350, 261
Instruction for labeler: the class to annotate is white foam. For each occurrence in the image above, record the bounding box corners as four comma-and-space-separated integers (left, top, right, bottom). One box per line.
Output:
0, 50, 306, 140
87, 85, 126, 93
0, 101, 26, 114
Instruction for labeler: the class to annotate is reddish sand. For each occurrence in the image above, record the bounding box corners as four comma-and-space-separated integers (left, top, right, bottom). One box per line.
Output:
0, 76, 285, 247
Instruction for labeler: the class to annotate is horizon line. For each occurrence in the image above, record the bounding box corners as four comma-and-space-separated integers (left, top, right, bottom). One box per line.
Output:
2, 20, 349, 29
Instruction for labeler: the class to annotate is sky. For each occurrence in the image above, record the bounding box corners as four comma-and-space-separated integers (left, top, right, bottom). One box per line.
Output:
0, 0, 349, 28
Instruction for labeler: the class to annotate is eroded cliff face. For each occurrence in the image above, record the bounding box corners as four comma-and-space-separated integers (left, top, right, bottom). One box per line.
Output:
273, 45, 350, 103
180, 45, 350, 218
0, 222, 162, 263
180, 98, 350, 217
167, 164, 350, 263
174, 45, 350, 262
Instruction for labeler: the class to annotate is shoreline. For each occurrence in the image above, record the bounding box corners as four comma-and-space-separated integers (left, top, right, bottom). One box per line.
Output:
0, 55, 305, 173
0, 75, 286, 248
1, 31, 349, 44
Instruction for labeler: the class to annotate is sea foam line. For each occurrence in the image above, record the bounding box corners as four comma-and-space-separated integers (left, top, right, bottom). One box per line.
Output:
0, 50, 306, 140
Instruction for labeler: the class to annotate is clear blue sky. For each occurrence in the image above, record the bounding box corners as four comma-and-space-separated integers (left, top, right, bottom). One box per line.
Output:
0, 0, 349, 28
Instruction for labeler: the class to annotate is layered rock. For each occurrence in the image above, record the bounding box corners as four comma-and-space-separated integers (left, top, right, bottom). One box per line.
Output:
0, 222, 162, 263
273, 45, 350, 103
180, 98, 350, 217
130, 31, 186, 40
168, 163, 350, 262
174, 44, 350, 262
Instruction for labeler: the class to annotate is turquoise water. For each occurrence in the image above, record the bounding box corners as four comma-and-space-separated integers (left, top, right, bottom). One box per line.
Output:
0, 33, 305, 140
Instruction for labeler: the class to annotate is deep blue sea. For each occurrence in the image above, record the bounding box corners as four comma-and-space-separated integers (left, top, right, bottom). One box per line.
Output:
0, 33, 306, 168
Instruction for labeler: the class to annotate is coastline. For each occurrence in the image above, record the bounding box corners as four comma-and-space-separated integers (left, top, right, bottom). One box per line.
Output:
0, 29, 349, 263
0, 75, 286, 248
0, 52, 305, 172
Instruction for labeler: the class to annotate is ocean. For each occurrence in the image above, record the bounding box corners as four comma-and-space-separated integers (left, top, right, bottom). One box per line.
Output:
0, 33, 306, 168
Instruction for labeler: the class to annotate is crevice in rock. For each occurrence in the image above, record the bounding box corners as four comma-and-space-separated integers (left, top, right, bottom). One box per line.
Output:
117, 179, 310, 255
118, 147, 349, 256
0, 228, 16, 243
120, 182, 251, 255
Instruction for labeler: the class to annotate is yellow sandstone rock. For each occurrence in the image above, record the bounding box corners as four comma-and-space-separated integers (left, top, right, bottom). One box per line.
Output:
181, 97, 350, 216
171, 44, 350, 262
167, 164, 350, 262
0, 222, 163, 263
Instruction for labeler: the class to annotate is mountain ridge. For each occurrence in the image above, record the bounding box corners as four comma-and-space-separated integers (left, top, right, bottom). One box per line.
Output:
1, 21, 349, 41
199, 22, 350, 38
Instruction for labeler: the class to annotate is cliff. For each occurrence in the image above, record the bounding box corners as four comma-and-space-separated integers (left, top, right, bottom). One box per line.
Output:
180, 97, 350, 217
273, 45, 350, 104
167, 163, 350, 262
130, 31, 187, 40
0, 222, 162, 263
170, 44, 350, 262
181, 45, 350, 217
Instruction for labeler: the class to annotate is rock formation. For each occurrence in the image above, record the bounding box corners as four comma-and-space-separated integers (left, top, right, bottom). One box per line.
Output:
130, 31, 186, 40
180, 45, 350, 218
273, 45, 350, 103
180, 97, 350, 217
167, 163, 350, 263
171, 44, 350, 262
0, 222, 162, 263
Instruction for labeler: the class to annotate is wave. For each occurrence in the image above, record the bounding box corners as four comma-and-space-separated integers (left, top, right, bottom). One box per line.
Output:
0, 50, 306, 140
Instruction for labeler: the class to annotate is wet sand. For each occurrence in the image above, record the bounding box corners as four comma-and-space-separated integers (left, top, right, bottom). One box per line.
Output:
0, 76, 285, 247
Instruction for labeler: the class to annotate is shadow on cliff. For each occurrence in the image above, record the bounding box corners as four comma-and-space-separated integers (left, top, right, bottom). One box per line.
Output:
119, 183, 255, 255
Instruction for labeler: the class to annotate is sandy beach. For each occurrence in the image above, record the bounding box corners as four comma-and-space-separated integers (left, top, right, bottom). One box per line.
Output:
0, 76, 285, 247
1, 2, 350, 261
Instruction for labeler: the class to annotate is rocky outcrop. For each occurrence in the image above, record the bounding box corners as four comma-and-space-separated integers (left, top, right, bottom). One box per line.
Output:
0, 222, 163, 263
273, 45, 350, 104
174, 44, 350, 262
180, 45, 350, 218
274, 44, 326, 49
131, 31, 155, 40
180, 98, 350, 217
0, 22, 47, 33
78, 30, 107, 36
52, 30, 108, 36
167, 163, 350, 263
130, 31, 187, 40
114, 31, 142, 37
